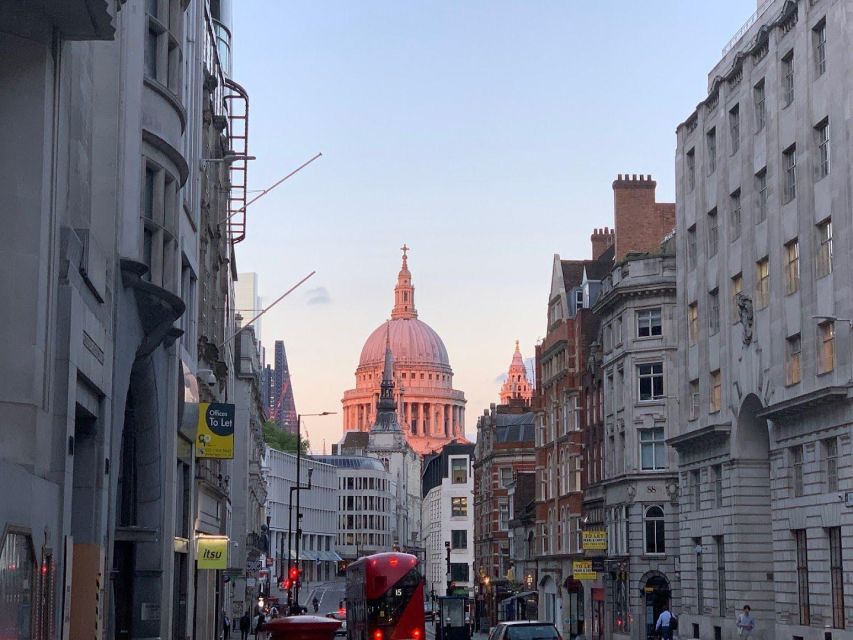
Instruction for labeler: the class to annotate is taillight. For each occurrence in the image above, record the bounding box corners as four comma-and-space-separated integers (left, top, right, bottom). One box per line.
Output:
413, 629, 422, 639
373, 629, 384, 640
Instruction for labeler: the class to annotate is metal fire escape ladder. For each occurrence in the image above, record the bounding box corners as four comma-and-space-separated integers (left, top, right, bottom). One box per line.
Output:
224, 79, 249, 244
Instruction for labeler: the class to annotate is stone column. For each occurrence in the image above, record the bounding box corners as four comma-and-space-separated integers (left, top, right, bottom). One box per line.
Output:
423, 403, 429, 436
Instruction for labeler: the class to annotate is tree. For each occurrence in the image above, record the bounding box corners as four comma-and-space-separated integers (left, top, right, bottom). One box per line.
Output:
263, 421, 309, 453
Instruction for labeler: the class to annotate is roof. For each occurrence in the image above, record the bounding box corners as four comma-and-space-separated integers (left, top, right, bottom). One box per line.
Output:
495, 412, 535, 443
583, 246, 615, 281
312, 455, 386, 471
339, 431, 370, 450
560, 260, 585, 291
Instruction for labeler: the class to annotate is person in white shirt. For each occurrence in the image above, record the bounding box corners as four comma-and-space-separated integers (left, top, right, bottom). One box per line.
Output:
655, 604, 677, 640
736, 605, 755, 638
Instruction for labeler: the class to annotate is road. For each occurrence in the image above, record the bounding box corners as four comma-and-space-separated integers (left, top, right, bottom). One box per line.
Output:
304, 579, 347, 614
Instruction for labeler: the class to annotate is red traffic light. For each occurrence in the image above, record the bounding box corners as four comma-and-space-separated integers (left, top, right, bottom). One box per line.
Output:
289, 567, 299, 581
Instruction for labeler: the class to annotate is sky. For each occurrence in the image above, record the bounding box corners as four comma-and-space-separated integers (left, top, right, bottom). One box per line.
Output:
231, 1, 756, 451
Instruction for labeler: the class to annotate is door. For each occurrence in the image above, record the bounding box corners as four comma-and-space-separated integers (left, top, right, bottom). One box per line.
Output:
643, 577, 670, 640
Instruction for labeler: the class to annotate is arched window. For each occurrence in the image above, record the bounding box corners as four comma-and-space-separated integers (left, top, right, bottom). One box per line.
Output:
644, 505, 665, 554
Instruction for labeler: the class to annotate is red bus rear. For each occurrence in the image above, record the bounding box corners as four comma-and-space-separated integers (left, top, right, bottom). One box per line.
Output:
346, 552, 425, 640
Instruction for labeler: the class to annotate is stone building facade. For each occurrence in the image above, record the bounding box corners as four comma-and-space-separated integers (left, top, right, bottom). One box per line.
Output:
587, 200, 679, 640
672, 1, 853, 638
0, 1, 251, 637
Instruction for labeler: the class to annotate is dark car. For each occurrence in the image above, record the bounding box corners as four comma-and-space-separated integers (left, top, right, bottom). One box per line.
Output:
487, 621, 562, 640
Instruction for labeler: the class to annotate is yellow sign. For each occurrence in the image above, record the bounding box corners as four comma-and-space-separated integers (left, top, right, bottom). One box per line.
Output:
197, 536, 228, 569
572, 561, 597, 581
196, 403, 235, 459
582, 530, 608, 551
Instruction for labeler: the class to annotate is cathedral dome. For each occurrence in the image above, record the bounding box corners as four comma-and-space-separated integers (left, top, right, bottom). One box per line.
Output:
359, 318, 450, 370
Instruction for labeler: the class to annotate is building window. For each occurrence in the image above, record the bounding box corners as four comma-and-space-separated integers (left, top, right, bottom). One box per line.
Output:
709, 289, 720, 335
707, 208, 718, 256
716, 536, 726, 616
816, 218, 833, 277
818, 321, 835, 374
686, 148, 695, 191
710, 370, 721, 413
731, 273, 743, 322
145, 0, 183, 94
823, 437, 839, 492
689, 380, 700, 420
783, 145, 797, 203
784, 240, 800, 294
755, 168, 768, 222
782, 50, 795, 107
713, 464, 723, 507
729, 189, 741, 241
729, 104, 740, 154
786, 334, 802, 385
640, 427, 666, 470
795, 529, 810, 625
755, 258, 770, 309
687, 225, 697, 270
813, 19, 826, 76
695, 536, 705, 613
499, 467, 513, 489
638, 363, 664, 402
691, 470, 701, 510
0, 532, 36, 640
498, 498, 509, 532
450, 563, 469, 582
791, 446, 804, 497
815, 119, 830, 179
753, 79, 766, 131
688, 303, 699, 345
828, 527, 844, 629
451, 458, 467, 484
706, 128, 717, 174
637, 308, 662, 337
644, 506, 665, 554
451, 496, 467, 517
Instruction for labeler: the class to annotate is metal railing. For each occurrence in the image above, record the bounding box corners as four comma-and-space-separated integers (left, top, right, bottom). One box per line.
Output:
722, 0, 774, 56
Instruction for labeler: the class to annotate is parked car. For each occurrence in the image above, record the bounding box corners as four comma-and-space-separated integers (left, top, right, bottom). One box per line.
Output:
326, 611, 347, 637
487, 621, 562, 640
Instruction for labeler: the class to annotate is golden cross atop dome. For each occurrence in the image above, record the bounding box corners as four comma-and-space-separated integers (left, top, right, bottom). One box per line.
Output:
400, 243, 409, 259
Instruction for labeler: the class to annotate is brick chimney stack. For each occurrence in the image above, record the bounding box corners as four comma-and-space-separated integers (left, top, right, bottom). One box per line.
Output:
612, 174, 675, 261
590, 226, 615, 259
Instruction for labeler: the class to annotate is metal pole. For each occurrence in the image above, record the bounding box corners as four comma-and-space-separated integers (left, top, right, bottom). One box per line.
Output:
287, 486, 293, 611
445, 541, 452, 595
294, 414, 303, 612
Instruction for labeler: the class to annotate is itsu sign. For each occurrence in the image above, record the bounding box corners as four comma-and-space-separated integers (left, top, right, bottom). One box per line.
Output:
197, 535, 229, 570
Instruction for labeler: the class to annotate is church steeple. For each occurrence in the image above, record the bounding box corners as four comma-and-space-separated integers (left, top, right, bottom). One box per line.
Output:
500, 340, 533, 406
391, 244, 417, 320
372, 323, 402, 432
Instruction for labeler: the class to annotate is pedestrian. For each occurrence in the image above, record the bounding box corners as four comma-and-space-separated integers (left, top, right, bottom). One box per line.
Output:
313, 596, 320, 613
254, 610, 265, 640
655, 603, 677, 640
736, 604, 755, 638
239, 611, 251, 640
222, 611, 231, 640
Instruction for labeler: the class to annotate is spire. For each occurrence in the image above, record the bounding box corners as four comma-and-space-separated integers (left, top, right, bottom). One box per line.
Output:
391, 244, 417, 320
500, 340, 533, 406
372, 322, 402, 432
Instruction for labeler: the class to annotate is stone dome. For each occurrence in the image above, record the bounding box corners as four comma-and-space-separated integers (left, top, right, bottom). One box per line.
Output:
359, 318, 450, 370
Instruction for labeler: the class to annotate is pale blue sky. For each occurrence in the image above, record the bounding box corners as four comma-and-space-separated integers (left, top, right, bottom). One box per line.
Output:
232, 1, 755, 449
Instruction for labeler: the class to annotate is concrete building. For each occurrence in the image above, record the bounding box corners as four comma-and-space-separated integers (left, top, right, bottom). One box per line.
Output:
473, 403, 536, 626
585, 176, 679, 640
532, 237, 613, 638
672, 1, 853, 639
342, 247, 467, 455
422, 442, 476, 599
231, 320, 269, 620
0, 1, 251, 637
507, 471, 538, 604
315, 453, 394, 561
266, 449, 340, 601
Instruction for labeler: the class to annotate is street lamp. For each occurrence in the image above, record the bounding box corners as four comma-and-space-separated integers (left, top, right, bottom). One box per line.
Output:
285, 411, 336, 614
811, 315, 853, 328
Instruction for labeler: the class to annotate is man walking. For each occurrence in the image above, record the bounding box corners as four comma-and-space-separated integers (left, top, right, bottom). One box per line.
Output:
736, 605, 755, 638
655, 604, 677, 640
239, 611, 251, 640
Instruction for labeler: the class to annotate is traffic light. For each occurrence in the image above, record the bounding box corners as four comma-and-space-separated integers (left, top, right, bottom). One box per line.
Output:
282, 579, 291, 590
289, 566, 299, 582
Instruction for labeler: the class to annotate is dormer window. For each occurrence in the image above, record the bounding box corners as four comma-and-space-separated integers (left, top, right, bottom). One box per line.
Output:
575, 289, 584, 310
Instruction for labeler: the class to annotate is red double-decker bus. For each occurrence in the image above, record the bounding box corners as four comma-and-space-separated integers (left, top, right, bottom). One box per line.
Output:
346, 552, 425, 640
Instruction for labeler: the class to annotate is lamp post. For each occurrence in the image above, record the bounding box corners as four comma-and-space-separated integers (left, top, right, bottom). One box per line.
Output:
286, 411, 336, 614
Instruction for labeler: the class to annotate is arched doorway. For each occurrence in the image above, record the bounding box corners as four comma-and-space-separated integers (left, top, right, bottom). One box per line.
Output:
540, 575, 557, 626
640, 573, 670, 640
